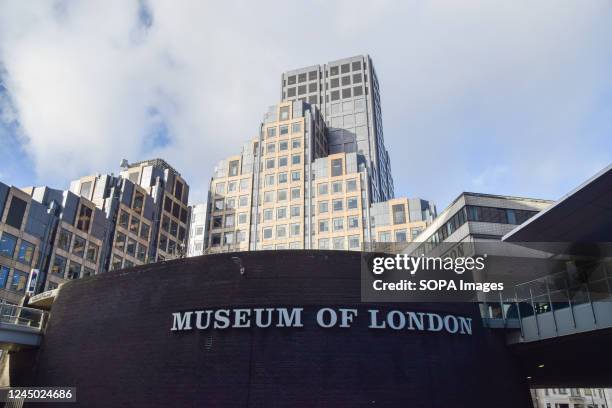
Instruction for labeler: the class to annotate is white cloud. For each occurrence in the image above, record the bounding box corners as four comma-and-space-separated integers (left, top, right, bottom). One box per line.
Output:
0, 0, 611, 207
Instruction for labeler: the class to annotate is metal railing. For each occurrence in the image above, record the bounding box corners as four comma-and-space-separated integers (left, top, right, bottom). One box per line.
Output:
0, 303, 48, 332
479, 261, 612, 338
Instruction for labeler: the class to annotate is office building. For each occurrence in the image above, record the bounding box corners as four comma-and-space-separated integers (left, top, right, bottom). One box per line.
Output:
0, 158, 189, 302
531, 388, 609, 408
200, 101, 434, 253
281, 55, 394, 202
187, 203, 207, 257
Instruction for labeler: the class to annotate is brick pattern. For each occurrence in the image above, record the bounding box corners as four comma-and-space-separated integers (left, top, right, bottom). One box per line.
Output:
24, 251, 532, 407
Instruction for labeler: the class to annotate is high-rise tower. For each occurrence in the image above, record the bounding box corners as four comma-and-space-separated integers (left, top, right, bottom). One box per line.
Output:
280, 55, 394, 203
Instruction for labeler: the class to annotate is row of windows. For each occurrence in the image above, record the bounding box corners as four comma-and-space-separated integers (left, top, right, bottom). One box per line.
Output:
114, 232, 147, 262
163, 195, 188, 223
376, 228, 422, 243
161, 215, 186, 242
330, 87, 364, 101
266, 122, 302, 138
264, 154, 303, 169
118, 210, 151, 241
213, 196, 250, 212
317, 179, 358, 195
318, 236, 360, 250
317, 215, 361, 233
265, 138, 301, 154
262, 224, 302, 240
0, 232, 35, 266
158, 232, 180, 256
214, 178, 250, 195
50, 254, 95, 280
0, 265, 28, 293
110, 254, 137, 271
262, 171, 302, 187
317, 197, 359, 213
210, 230, 247, 246
417, 205, 540, 253
284, 61, 362, 87
57, 228, 99, 264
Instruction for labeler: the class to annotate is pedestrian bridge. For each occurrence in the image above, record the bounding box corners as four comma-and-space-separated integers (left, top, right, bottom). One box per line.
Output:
0, 304, 48, 349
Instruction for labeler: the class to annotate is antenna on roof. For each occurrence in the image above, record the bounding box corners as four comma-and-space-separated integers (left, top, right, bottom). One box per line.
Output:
120, 159, 129, 169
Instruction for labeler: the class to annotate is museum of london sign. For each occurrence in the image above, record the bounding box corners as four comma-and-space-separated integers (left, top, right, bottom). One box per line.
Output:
170, 307, 472, 335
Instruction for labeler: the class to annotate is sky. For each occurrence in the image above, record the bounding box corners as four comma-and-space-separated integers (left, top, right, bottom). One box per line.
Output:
1, 0, 611, 209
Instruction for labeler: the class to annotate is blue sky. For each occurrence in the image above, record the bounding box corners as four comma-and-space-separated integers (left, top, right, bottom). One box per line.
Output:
1, 0, 611, 209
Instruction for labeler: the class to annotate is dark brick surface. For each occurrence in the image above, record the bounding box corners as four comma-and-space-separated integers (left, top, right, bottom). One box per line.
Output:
21, 250, 532, 407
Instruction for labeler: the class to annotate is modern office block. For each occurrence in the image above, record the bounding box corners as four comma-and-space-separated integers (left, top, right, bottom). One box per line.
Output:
281, 55, 394, 203
199, 101, 434, 253
0, 158, 189, 302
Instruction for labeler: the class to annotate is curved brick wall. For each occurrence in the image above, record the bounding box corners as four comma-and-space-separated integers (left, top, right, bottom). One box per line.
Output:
25, 250, 531, 407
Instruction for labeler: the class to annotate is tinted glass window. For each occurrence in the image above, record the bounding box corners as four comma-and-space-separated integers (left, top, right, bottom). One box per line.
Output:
6, 196, 27, 230
0, 233, 17, 258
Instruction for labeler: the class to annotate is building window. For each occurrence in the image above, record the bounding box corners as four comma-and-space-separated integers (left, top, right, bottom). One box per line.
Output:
262, 209, 273, 222
411, 228, 423, 240
279, 125, 289, 136
240, 178, 249, 191
277, 207, 287, 219
10, 270, 28, 292
73, 235, 86, 258
333, 218, 344, 231
79, 181, 93, 198
57, 229, 72, 252
0, 233, 17, 259
76, 205, 93, 233
347, 197, 358, 210
239, 195, 249, 207
0, 265, 9, 288
5, 196, 27, 230
278, 173, 288, 184
83, 267, 94, 277
291, 206, 300, 218
346, 179, 357, 192
266, 159, 275, 169
319, 220, 329, 233
17, 240, 35, 266
133, 191, 144, 215
223, 232, 234, 245
276, 225, 287, 238
342, 88, 351, 99
140, 223, 150, 240
333, 237, 345, 250
292, 138, 301, 149
229, 182, 238, 193
170, 221, 178, 237
279, 140, 288, 151
225, 198, 235, 210
278, 156, 288, 167
395, 230, 408, 242
348, 215, 359, 229
229, 160, 240, 177
332, 181, 343, 194
264, 191, 274, 203
115, 232, 127, 251
378, 232, 392, 242
118, 210, 129, 229
290, 224, 300, 236
392, 204, 406, 224
318, 201, 329, 214
111, 255, 123, 270
172, 202, 181, 218
291, 188, 300, 200
291, 171, 301, 182
174, 181, 184, 200
342, 76, 351, 86
291, 123, 301, 133
215, 183, 225, 194
277, 190, 287, 201
318, 238, 329, 249
267, 127, 277, 138
318, 183, 328, 196
279, 106, 290, 121
214, 199, 224, 211
263, 228, 273, 240
238, 213, 247, 224
331, 90, 340, 101
348, 235, 360, 250
51, 255, 67, 276
333, 199, 343, 212
130, 216, 140, 235
126, 238, 136, 257
224, 214, 235, 227
67, 262, 81, 279
86, 242, 99, 263
211, 233, 221, 246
